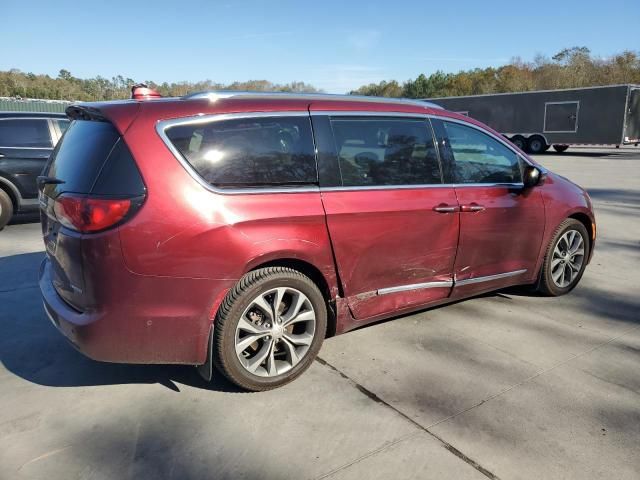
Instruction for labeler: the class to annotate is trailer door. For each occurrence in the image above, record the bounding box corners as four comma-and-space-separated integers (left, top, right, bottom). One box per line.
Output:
544, 101, 579, 133
624, 88, 640, 143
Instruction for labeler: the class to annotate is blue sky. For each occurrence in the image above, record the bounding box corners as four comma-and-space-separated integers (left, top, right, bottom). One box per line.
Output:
2, 0, 637, 93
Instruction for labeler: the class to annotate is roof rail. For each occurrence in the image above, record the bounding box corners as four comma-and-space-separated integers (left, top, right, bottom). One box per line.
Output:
182, 91, 444, 110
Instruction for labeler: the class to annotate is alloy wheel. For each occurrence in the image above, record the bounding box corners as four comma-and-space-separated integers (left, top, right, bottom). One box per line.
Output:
550, 229, 585, 288
235, 287, 316, 377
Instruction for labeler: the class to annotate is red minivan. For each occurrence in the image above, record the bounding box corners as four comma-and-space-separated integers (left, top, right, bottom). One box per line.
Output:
38, 90, 595, 391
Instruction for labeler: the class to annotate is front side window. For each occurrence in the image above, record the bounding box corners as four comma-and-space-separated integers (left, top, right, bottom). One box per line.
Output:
329, 118, 441, 187
0, 119, 52, 148
443, 121, 522, 184
165, 116, 317, 188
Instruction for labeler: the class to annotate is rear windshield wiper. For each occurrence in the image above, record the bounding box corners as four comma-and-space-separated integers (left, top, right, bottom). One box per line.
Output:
37, 176, 66, 187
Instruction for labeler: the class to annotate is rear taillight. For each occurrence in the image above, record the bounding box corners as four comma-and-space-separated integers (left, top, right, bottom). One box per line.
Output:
53, 195, 137, 233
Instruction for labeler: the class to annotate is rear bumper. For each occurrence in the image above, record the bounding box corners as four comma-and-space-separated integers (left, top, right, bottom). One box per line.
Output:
39, 256, 233, 364
39, 258, 103, 358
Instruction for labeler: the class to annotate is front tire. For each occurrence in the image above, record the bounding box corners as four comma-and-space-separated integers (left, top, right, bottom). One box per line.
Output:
213, 267, 327, 391
538, 219, 589, 296
0, 189, 14, 230
553, 145, 569, 153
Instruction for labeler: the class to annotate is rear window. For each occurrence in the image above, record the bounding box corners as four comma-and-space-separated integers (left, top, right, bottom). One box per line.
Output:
45, 120, 120, 194
164, 116, 317, 188
0, 118, 52, 148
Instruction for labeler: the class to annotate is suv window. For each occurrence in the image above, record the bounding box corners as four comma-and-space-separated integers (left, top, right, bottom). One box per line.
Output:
56, 119, 70, 136
0, 118, 52, 148
165, 116, 317, 188
442, 121, 522, 184
44, 120, 121, 194
329, 118, 441, 187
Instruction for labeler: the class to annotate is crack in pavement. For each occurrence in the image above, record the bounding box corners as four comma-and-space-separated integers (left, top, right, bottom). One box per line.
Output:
425, 323, 640, 430
314, 323, 640, 480
314, 357, 500, 480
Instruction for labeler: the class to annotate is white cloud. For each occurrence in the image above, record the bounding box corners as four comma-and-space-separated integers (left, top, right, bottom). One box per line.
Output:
310, 64, 387, 94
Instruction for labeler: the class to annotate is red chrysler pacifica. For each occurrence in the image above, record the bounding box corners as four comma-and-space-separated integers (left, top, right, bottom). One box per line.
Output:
38, 90, 596, 391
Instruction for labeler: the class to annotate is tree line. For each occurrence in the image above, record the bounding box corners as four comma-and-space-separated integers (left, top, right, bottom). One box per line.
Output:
1, 47, 638, 102
351, 48, 640, 98
0, 70, 321, 102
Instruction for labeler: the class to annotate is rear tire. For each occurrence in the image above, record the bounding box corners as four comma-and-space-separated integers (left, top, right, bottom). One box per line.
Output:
213, 267, 327, 391
510, 135, 527, 151
527, 136, 547, 154
553, 145, 569, 153
538, 219, 589, 296
0, 189, 14, 230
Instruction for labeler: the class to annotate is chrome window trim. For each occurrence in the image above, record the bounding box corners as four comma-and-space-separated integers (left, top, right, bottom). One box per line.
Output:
378, 280, 453, 295
313, 111, 428, 119
455, 269, 527, 287
156, 111, 320, 195
0, 146, 53, 150
0, 116, 54, 149
320, 182, 523, 192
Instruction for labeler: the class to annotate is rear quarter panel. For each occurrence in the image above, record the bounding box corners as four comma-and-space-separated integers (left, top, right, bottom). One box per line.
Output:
116, 108, 339, 293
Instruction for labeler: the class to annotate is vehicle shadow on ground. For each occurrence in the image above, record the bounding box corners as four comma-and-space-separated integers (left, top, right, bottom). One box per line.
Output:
535, 149, 640, 158
4, 242, 639, 395
0, 252, 243, 394
586, 188, 640, 206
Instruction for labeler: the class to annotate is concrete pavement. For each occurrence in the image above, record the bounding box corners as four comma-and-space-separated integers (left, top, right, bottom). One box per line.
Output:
0, 147, 638, 479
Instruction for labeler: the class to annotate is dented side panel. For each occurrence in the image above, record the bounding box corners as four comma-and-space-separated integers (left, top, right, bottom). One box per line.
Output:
321, 188, 459, 321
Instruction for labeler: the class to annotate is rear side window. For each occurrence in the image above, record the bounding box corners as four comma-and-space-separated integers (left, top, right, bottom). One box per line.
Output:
45, 120, 143, 196
442, 121, 522, 184
329, 118, 441, 187
165, 116, 317, 188
0, 118, 52, 148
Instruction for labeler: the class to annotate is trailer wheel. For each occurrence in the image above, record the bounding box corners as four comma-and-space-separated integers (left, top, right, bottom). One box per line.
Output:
527, 136, 547, 154
553, 145, 569, 153
510, 135, 527, 151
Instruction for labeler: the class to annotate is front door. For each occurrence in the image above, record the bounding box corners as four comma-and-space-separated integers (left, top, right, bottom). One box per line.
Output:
433, 118, 545, 297
311, 113, 459, 321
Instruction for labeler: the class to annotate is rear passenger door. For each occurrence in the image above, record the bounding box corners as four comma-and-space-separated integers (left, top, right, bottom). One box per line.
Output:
311, 112, 460, 321
0, 118, 55, 200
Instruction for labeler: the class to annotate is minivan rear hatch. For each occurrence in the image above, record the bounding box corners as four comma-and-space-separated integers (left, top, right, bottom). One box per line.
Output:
39, 119, 145, 311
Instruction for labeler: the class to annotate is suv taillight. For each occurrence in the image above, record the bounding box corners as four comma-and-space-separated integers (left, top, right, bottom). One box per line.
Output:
54, 195, 139, 233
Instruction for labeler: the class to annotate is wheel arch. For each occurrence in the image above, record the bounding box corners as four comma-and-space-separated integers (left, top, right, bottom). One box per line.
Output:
248, 257, 337, 337
0, 177, 19, 210
568, 211, 594, 256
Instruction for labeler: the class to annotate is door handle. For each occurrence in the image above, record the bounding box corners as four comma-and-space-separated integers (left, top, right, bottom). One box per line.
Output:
460, 203, 485, 212
433, 204, 459, 213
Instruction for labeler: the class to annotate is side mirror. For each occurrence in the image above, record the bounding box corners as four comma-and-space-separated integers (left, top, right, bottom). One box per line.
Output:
523, 165, 542, 188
